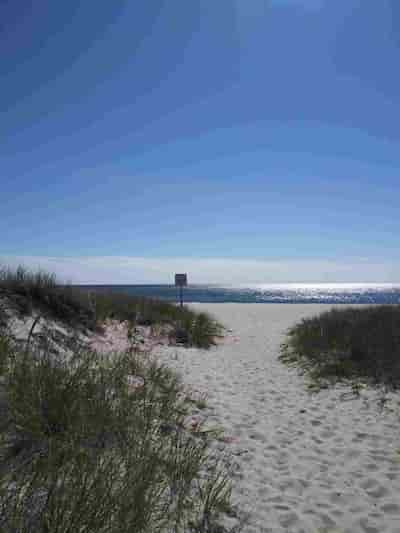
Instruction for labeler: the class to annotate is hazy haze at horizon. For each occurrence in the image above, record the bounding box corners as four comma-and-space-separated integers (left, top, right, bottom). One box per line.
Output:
1, 255, 399, 285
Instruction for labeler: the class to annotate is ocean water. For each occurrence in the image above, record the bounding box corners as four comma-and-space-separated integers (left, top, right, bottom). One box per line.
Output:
83, 284, 400, 304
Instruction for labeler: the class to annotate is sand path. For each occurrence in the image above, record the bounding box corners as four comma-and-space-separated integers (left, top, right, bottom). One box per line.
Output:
155, 304, 400, 533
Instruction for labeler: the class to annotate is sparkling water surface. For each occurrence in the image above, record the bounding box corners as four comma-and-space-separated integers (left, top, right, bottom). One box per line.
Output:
81, 284, 400, 304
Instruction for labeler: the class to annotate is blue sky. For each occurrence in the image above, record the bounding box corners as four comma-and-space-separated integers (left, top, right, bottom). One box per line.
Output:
1, 1, 400, 283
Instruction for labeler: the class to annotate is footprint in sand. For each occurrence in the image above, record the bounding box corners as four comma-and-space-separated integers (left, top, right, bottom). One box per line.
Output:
380, 502, 400, 514
248, 431, 266, 442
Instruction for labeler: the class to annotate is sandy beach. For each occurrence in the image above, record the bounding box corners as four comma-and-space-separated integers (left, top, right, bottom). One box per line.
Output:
154, 304, 400, 533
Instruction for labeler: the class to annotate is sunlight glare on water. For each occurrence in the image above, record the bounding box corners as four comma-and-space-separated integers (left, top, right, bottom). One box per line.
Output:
85, 283, 400, 304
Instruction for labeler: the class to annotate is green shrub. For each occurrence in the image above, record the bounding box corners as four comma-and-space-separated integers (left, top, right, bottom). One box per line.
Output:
280, 305, 400, 389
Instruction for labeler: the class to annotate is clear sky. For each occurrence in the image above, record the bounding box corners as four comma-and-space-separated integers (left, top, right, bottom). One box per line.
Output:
1, 1, 400, 283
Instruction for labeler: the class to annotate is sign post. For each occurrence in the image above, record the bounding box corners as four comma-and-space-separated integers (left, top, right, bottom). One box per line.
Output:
174, 273, 187, 307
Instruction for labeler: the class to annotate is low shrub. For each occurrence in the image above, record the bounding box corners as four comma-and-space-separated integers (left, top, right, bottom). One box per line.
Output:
280, 305, 400, 389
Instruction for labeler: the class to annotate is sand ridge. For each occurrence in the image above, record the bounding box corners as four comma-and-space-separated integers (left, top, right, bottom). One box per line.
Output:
154, 304, 400, 533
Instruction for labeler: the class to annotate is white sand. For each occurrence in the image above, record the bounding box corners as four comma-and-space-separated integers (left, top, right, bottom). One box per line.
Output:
154, 304, 400, 533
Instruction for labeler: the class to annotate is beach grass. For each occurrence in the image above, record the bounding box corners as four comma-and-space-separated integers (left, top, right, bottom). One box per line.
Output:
0, 265, 92, 327
280, 305, 400, 389
0, 335, 232, 532
0, 265, 222, 349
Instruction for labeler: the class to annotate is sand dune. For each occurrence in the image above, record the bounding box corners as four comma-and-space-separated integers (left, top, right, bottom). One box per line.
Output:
154, 304, 400, 533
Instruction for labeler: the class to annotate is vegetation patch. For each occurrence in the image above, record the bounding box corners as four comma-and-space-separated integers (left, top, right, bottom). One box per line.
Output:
280, 305, 400, 390
0, 265, 93, 328
0, 335, 233, 532
0, 265, 223, 349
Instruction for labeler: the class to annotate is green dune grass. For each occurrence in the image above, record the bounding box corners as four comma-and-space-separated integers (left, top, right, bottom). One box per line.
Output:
0, 327, 232, 532
0, 265, 223, 349
280, 305, 400, 390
